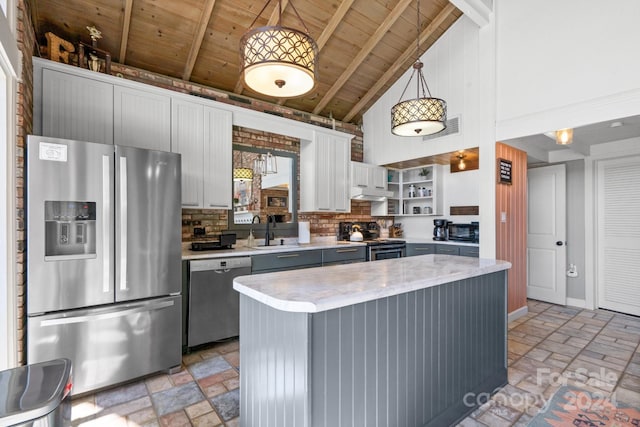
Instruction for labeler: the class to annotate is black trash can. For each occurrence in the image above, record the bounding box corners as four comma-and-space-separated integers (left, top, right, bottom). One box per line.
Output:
0, 358, 72, 426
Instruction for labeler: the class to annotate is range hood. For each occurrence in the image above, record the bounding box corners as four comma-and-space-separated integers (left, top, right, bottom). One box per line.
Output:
350, 186, 393, 201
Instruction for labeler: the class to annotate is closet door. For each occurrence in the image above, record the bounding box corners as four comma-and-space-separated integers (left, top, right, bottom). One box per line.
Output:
597, 156, 640, 315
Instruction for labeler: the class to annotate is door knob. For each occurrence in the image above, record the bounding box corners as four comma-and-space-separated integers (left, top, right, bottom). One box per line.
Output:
556, 241, 564, 246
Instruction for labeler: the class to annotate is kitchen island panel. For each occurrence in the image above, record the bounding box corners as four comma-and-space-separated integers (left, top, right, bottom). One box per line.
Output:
239, 295, 310, 427
240, 270, 507, 427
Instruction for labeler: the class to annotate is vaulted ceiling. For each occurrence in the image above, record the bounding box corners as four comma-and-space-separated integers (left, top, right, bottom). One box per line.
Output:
30, 0, 462, 124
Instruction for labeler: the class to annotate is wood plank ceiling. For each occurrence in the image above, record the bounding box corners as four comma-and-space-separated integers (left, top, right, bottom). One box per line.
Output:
30, 0, 462, 125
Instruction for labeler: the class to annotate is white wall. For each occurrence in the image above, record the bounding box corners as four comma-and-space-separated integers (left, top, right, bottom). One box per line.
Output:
363, 17, 481, 165
496, 0, 640, 140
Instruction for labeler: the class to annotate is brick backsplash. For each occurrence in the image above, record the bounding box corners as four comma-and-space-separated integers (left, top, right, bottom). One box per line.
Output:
17, 0, 36, 365
182, 126, 386, 241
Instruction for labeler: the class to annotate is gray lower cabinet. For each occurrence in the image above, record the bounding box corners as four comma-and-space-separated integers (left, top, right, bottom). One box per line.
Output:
435, 244, 460, 255
407, 243, 479, 258
406, 243, 435, 256
252, 250, 323, 274
322, 246, 366, 266
459, 245, 480, 257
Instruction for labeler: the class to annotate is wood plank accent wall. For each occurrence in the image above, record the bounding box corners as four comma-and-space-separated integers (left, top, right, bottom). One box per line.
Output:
495, 142, 528, 314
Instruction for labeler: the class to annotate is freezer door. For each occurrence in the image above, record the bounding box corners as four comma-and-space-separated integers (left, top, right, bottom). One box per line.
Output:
115, 146, 181, 301
27, 296, 182, 395
27, 136, 115, 314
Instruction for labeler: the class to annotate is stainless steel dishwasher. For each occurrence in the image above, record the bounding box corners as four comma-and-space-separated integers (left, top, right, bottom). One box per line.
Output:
188, 257, 251, 347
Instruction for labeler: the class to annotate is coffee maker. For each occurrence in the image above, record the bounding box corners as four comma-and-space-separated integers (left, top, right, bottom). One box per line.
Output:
433, 219, 449, 241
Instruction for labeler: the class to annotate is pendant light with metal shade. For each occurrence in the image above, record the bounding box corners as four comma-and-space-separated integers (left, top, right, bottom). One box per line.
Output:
391, 0, 447, 137
240, 0, 318, 98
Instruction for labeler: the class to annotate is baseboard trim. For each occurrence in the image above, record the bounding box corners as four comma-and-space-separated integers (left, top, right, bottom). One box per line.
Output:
508, 305, 528, 323
566, 298, 586, 309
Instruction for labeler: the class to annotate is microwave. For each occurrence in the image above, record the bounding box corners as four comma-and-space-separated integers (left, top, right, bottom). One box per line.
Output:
447, 222, 479, 243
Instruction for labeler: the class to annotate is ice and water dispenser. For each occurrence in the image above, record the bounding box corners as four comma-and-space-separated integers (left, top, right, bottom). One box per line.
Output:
44, 201, 97, 259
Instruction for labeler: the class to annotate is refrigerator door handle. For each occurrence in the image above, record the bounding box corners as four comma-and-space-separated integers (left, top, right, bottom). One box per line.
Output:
102, 155, 111, 293
39, 300, 175, 327
119, 156, 128, 291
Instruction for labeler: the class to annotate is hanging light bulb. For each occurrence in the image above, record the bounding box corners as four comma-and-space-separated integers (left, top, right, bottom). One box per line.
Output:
457, 154, 466, 170
264, 152, 278, 174
391, 0, 447, 137
555, 128, 573, 145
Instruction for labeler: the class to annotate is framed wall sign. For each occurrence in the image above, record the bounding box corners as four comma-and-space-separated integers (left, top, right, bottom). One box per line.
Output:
498, 158, 512, 185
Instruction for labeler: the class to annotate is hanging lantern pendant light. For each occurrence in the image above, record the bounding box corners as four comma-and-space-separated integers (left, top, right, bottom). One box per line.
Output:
391, 0, 447, 136
240, 0, 318, 98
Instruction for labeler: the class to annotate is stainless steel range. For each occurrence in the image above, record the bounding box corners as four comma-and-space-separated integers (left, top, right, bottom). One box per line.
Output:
338, 222, 406, 261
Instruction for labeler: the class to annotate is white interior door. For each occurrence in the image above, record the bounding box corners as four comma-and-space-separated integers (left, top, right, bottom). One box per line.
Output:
527, 165, 567, 305
597, 156, 640, 316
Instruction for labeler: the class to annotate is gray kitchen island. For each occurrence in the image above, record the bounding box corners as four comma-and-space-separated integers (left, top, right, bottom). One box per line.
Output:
233, 254, 511, 427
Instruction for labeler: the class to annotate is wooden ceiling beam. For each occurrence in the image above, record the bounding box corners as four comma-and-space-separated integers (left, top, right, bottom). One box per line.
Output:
234, 0, 289, 93
343, 3, 458, 123
275, 0, 354, 105
118, 0, 134, 62
183, 0, 218, 80
312, 0, 413, 116
316, 0, 354, 51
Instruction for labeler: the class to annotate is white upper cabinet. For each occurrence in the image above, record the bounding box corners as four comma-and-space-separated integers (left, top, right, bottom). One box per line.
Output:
114, 86, 171, 152
171, 99, 204, 208
171, 100, 232, 209
41, 68, 114, 145
301, 131, 351, 212
203, 106, 232, 210
350, 162, 388, 190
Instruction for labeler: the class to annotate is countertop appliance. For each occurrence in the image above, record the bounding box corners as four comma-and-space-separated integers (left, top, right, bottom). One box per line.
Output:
433, 219, 449, 241
448, 222, 479, 243
190, 233, 237, 251
187, 257, 251, 348
338, 222, 406, 260
26, 135, 182, 395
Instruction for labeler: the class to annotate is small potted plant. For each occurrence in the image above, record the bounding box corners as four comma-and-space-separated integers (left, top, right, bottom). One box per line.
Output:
418, 168, 431, 178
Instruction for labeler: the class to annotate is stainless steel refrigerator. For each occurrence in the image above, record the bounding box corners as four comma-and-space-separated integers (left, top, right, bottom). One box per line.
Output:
26, 135, 182, 395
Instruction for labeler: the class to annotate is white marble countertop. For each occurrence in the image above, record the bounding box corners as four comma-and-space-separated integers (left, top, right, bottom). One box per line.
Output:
182, 236, 477, 260
182, 238, 365, 260
233, 254, 511, 313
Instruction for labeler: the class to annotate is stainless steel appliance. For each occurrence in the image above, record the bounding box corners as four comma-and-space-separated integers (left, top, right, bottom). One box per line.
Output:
338, 222, 406, 261
433, 219, 449, 241
26, 135, 182, 395
187, 257, 251, 348
447, 222, 480, 243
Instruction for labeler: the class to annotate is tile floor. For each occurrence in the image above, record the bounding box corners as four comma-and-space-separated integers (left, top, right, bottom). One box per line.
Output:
70, 300, 640, 426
